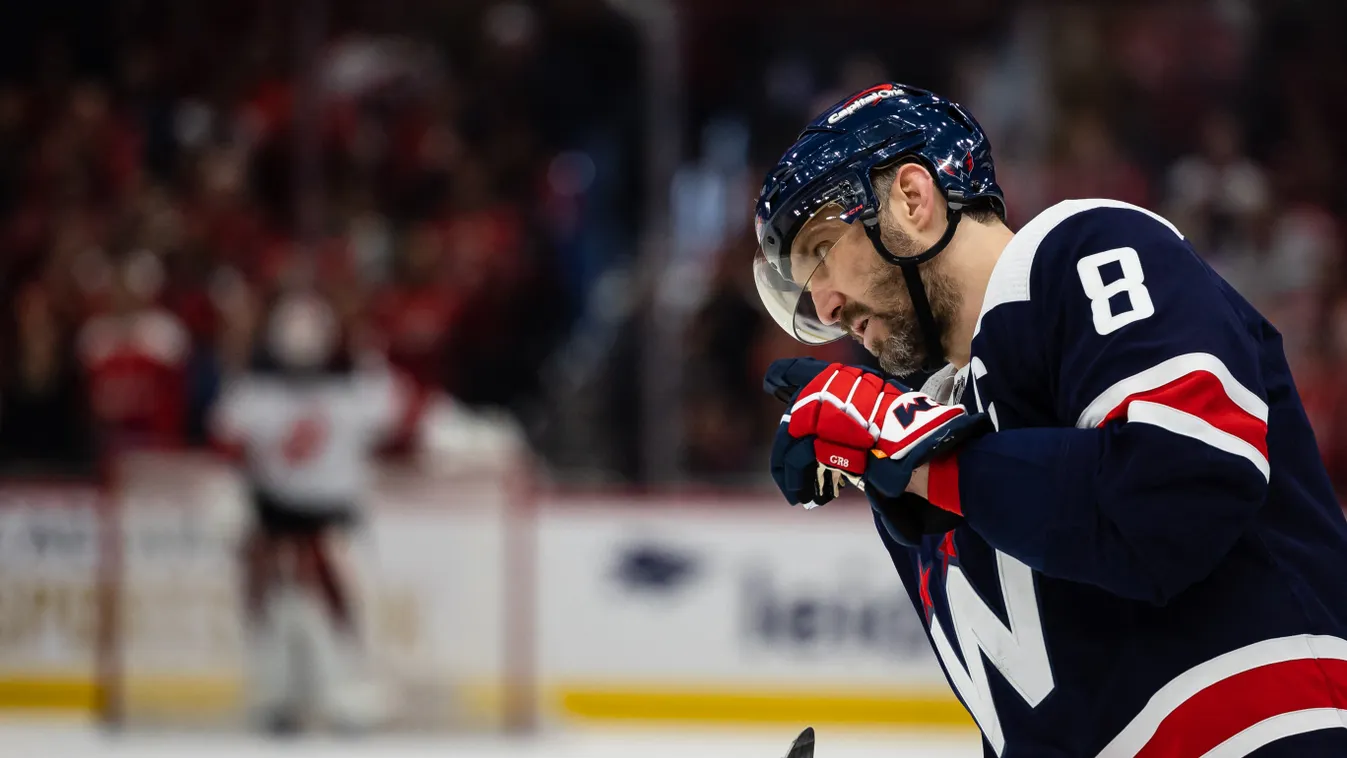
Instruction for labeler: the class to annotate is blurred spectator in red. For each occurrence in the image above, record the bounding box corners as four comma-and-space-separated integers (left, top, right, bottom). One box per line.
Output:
0, 283, 96, 474
76, 250, 190, 449
368, 222, 461, 457
433, 155, 544, 407
181, 145, 269, 281
371, 222, 461, 391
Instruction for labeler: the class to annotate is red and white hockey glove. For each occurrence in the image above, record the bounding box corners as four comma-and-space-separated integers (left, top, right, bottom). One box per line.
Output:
765, 358, 991, 539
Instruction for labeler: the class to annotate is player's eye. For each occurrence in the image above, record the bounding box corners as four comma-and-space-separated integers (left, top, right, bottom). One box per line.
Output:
788, 235, 834, 288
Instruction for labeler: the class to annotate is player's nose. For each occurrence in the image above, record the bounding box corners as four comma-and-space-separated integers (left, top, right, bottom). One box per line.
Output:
810, 286, 846, 327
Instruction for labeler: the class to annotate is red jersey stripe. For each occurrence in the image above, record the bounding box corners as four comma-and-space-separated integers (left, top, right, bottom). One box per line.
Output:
1099, 635, 1347, 758
1100, 370, 1267, 458
1134, 657, 1347, 758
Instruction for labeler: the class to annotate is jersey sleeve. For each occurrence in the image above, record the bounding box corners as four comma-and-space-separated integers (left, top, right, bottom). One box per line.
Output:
353, 364, 414, 443
208, 377, 263, 455
951, 204, 1270, 605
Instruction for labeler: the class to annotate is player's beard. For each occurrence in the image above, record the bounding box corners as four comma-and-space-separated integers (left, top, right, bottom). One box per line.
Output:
841, 213, 962, 377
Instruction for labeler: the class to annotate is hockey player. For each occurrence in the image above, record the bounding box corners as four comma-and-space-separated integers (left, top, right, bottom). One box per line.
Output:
210, 289, 411, 735
754, 83, 1347, 756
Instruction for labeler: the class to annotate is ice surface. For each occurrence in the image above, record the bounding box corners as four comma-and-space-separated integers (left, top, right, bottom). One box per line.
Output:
0, 720, 982, 758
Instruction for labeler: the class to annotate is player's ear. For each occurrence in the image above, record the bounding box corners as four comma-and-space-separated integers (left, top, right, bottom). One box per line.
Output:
892, 163, 941, 235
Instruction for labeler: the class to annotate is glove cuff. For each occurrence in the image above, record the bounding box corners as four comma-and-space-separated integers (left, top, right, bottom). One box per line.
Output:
927, 453, 962, 516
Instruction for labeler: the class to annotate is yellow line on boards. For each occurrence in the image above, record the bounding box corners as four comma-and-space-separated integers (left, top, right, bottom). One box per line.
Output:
0, 676, 240, 713
553, 685, 975, 727
0, 676, 976, 730
0, 677, 98, 710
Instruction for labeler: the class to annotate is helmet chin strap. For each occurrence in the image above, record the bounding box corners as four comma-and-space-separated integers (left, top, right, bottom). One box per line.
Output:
861, 198, 963, 374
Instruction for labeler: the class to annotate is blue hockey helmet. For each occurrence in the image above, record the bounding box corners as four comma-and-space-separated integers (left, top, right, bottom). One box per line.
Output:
753, 83, 1004, 368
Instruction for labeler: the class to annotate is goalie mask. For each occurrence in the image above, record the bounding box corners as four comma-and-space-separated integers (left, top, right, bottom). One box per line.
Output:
753, 83, 1005, 370
265, 291, 341, 372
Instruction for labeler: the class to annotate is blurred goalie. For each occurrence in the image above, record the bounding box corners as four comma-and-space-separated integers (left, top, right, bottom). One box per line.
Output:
209, 289, 413, 735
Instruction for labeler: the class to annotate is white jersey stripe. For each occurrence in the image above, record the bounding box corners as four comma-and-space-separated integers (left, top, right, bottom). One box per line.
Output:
1201, 709, 1347, 758
976, 199, 1184, 338
1127, 402, 1270, 481
1096, 634, 1347, 758
1077, 353, 1268, 429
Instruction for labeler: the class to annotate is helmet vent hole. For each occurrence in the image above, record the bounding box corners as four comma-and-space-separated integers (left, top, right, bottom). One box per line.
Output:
944, 105, 975, 132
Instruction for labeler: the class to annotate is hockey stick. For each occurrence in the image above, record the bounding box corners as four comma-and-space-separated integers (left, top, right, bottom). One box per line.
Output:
782, 726, 815, 758
802, 463, 865, 510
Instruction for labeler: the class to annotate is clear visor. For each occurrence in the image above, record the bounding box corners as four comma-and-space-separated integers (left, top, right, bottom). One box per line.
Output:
754, 197, 865, 345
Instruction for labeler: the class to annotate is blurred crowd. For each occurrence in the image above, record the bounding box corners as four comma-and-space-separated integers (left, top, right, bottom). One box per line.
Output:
3, 0, 1347, 500
0, 0, 640, 475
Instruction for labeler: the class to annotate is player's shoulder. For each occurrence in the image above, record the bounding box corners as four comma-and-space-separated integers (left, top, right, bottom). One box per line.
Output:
1028, 198, 1186, 264
977, 199, 1189, 331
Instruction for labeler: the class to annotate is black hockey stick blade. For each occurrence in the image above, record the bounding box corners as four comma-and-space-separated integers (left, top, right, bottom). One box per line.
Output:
783, 726, 815, 758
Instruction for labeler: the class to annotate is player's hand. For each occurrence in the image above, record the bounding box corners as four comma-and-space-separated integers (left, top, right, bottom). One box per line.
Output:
906, 463, 930, 500
764, 357, 992, 544
765, 357, 878, 506
765, 357, 990, 495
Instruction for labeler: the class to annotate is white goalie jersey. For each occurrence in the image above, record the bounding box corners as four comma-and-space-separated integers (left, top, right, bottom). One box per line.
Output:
210, 365, 410, 512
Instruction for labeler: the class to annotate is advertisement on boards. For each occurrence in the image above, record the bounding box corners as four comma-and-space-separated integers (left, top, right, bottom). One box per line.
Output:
534, 496, 966, 726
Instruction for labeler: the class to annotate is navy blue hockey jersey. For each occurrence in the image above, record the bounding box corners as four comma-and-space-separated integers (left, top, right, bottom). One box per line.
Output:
880, 199, 1347, 757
